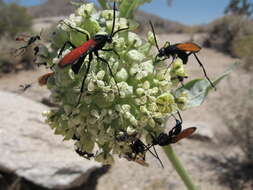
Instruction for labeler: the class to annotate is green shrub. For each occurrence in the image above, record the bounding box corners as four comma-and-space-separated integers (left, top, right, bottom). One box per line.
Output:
0, 2, 34, 75
232, 35, 253, 71
0, 2, 32, 37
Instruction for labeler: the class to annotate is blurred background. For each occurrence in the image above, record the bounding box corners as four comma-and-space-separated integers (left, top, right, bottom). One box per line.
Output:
0, 0, 252, 190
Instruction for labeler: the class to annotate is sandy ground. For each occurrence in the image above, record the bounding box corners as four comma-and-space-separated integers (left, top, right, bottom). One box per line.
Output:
0, 33, 247, 190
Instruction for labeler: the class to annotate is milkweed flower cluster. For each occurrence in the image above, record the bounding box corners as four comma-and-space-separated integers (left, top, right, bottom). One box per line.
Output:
40, 3, 189, 164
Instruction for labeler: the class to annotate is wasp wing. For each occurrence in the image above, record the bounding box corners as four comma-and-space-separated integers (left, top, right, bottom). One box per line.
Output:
171, 127, 196, 143
38, 72, 54, 86
175, 43, 201, 52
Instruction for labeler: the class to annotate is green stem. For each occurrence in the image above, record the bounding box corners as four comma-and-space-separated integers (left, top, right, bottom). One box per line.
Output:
98, 0, 109, 9
162, 145, 198, 190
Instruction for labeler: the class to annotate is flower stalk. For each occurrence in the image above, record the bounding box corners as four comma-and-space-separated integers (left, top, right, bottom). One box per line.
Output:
163, 145, 198, 190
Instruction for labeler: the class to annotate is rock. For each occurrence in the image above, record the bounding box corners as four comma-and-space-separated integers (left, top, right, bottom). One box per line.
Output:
0, 91, 102, 189
185, 121, 214, 142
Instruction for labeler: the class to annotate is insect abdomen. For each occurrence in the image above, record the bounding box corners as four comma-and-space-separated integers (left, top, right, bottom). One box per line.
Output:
58, 39, 97, 67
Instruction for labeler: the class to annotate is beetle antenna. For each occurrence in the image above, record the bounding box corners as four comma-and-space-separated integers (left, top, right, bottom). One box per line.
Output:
60, 20, 90, 40
110, 2, 116, 37
149, 21, 160, 51
177, 111, 183, 124
111, 2, 129, 37
112, 27, 129, 37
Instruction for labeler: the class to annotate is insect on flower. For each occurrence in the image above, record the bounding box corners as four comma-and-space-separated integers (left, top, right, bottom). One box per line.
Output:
124, 139, 150, 167
116, 131, 163, 167
14, 30, 42, 56
149, 21, 216, 90
143, 113, 196, 167
149, 112, 196, 146
57, 2, 129, 106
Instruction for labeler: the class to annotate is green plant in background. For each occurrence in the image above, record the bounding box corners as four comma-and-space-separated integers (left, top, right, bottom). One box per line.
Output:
0, 1, 34, 75
232, 34, 253, 71
37, 1, 230, 189
204, 15, 253, 56
0, 1, 32, 37
225, 0, 253, 17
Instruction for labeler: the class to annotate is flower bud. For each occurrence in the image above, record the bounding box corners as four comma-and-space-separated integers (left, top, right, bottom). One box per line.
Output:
147, 31, 156, 45
127, 50, 145, 62
116, 68, 128, 82
76, 3, 95, 17
128, 32, 142, 48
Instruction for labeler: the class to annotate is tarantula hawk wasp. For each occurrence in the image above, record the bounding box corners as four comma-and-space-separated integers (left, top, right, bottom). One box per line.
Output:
149, 21, 216, 90
57, 2, 129, 106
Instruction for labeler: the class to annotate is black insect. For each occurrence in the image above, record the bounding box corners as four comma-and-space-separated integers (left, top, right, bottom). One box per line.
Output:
115, 131, 139, 142
148, 118, 196, 148
149, 21, 216, 90
124, 139, 149, 167
171, 75, 188, 87
116, 131, 164, 167
142, 112, 196, 167
15, 33, 41, 56
33, 46, 40, 56
72, 134, 95, 160
19, 83, 32, 92
75, 148, 95, 160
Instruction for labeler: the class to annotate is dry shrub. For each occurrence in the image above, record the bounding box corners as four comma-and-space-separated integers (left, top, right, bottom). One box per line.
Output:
204, 15, 253, 56
204, 15, 253, 72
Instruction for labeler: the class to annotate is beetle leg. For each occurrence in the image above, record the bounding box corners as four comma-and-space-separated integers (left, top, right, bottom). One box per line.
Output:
192, 53, 216, 90
101, 48, 120, 59
58, 41, 76, 58
76, 53, 93, 106
60, 20, 90, 41
94, 52, 121, 96
152, 146, 164, 168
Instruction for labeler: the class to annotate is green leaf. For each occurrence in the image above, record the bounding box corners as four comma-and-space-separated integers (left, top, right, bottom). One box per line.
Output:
175, 62, 239, 109
119, 0, 152, 19
98, 0, 109, 10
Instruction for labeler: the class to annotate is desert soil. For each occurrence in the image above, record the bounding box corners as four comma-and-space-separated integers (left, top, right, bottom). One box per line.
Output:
0, 33, 246, 190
